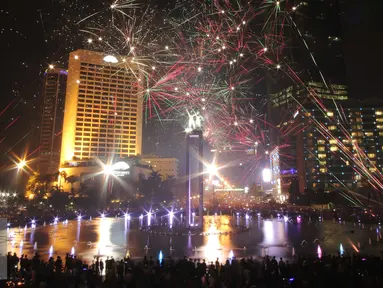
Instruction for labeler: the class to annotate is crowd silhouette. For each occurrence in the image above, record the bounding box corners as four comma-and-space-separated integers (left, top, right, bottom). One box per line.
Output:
4, 251, 383, 287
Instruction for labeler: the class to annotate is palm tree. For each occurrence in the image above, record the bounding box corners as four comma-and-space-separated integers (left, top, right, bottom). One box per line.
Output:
66, 175, 80, 194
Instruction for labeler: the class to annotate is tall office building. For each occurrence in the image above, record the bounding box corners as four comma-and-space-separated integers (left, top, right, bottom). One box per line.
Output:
60, 50, 142, 164
38, 68, 68, 174
298, 99, 383, 191
268, 82, 348, 193
289, 0, 345, 84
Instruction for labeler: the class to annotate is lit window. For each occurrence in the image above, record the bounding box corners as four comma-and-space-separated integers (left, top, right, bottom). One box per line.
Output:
355, 118, 362, 123
318, 140, 325, 144
367, 153, 376, 158
376, 118, 383, 122
319, 161, 326, 165
328, 126, 336, 130
369, 167, 377, 172
318, 154, 326, 159
329, 139, 337, 144
319, 168, 327, 173
318, 146, 325, 151
378, 125, 383, 129
365, 132, 373, 137
330, 146, 338, 152
327, 111, 334, 117
376, 111, 383, 116
342, 140, 350, 144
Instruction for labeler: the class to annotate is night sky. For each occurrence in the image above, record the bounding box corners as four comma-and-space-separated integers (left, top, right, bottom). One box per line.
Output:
0, 0, 379, 177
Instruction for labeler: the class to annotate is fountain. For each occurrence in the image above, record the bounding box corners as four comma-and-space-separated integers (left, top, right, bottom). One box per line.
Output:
317, 245, 322, 259
158, 250, 163, 264
71, 247, 75, 255
228, 250, 234, 263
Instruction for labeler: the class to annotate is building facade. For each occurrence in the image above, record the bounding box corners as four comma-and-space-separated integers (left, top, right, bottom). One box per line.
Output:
38, 68, 68, 174
60, 49, 142, 164
141, 155, 179, 179
298, 100, 383, 191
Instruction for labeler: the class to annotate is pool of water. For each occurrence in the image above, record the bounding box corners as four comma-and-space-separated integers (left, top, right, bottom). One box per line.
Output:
6, 215, 383, 263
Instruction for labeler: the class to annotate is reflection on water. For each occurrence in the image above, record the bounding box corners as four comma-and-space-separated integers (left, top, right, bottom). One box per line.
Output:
6, 215, 381, 263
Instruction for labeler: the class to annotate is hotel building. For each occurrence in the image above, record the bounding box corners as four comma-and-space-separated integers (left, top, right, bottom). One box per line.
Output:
38, 68, 68, 174
60, 49, 142, 163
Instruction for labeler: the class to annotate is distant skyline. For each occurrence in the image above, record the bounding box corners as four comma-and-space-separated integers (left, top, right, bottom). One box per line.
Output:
0, 0, 379, 180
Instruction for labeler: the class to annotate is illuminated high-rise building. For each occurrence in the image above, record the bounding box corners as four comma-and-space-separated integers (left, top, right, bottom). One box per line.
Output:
60, 49, 142, 164
38, 67, 68, 174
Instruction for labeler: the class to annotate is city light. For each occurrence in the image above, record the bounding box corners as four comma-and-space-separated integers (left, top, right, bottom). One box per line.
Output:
262, 168, 271, 182
103, 55, 118, 63
17, 160, 26, 170
207, 164, 218, 176
103, 165, 113, 175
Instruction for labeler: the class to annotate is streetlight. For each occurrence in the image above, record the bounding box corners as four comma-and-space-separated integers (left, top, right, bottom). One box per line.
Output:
17, 160, 26, 170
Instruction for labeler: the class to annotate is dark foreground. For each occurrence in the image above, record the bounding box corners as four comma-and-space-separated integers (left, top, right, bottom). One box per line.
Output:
4, 252, 383, 288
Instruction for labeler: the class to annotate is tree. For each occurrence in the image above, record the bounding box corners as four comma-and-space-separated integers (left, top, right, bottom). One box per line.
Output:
26, 172, 43, 198
66, 175, 80, 194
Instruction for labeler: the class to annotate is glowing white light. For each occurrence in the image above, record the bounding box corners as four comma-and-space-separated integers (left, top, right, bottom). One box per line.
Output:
87, 38, 93, 43
339, 244, 344, 255
146, 89, 150, 92
202, 106, 206, 110
245, 214, 250, 220
221, 10, 225, 13
122, 58, 126, 62
242, 21, 246, 25
103, 165, 112, 175
165, 46, 169, 50
110, 4, 116, 9
284, 216, 289, 222
276, 1, 280, 5
263, 47, 268, 52
207, 164, 218, 176
169, 211, 174, 218
98, 37, 102, 41
17, 160, 26, 170
130, 47, 135, 51
234, 121, 238, 126
292, 6, 297, 11
103, 55, 118, 63
31, 219, 35, 224
185, 127, 192, 133
112, 161, 130, 171
101, 213, 106, 219
244, 186, 249, 193
54, 217, 59, 224
152, 66, 156, 70
231, 86, 235, 90
229, 61, 233, 65
222, 45, 226, 50
201, 98, 206, 102
276, 64, 281, 69
74, 55, 79, 60
76, 80, 80, 84
228, 250, 234, 260
174, 87, 178, 91
139, 214, 143, 220
237, 27, 240, 31
249, 119, 253, 123
240, 53, 243, 57
49, 64, 54, 69
262, 168, 272, 182
77, 215, 82, 221
198, 67, 202, 72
